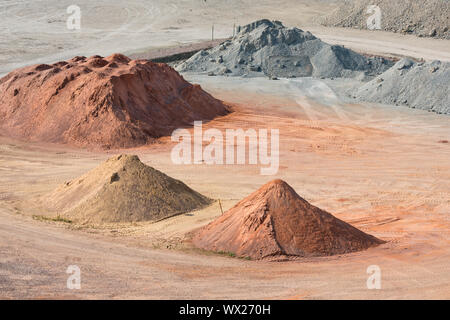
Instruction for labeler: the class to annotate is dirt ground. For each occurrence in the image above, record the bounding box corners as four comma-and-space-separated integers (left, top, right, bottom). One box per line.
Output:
0, 0, 449, 300
1, 74, 449, 299
1, 0, 449, 77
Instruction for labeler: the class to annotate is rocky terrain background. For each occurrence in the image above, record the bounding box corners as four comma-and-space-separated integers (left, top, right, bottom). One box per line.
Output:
322, 0, 450, 39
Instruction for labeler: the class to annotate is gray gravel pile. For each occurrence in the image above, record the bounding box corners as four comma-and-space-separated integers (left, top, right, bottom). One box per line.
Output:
176, 19, 393, 79
322, 0, 450, 39
352, 58, 450, 114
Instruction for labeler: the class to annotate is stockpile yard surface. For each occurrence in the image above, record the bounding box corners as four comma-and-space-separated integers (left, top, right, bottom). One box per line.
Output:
0, 0, 449, 306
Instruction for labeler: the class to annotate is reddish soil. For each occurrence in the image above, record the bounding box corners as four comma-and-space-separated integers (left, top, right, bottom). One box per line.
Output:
193, 179, 384, 260
0, 54, 229, 149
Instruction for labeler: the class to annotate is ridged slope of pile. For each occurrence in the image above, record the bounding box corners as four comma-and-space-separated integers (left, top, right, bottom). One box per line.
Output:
322, 0, 450, 40
43, 155, 212, 224
193, 180, 384, 260
0, 54, 229, 149
177, 19, 392, 79
352, 58, 450, 114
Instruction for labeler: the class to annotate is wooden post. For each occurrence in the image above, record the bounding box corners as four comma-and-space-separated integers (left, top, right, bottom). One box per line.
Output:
218, 199, 224, 215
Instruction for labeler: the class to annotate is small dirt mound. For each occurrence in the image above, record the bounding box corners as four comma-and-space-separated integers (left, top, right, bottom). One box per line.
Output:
193, 179, 383, 260
176, 19, 392, 79
43, 154, 212, 224
0, 53, 229, 149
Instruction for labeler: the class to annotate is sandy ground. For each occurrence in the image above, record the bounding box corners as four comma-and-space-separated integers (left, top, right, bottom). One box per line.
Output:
306, 26, 450, 62
1, 0, 450, 77
1, 0, 449, 300
0, 0, 336, 75
1, 74, 449, 299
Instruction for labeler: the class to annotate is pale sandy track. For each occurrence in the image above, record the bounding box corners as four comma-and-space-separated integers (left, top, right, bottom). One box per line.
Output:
307, 26, 450, 62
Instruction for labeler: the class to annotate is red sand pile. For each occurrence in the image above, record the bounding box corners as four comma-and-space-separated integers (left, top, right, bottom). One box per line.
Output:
193, 180, 384, 260
0, 54, 228, 148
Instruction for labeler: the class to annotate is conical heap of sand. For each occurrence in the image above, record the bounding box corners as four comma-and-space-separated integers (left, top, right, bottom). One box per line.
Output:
0, 53, 229, 149
44, 154, 212, 223
193, 179, 384, 260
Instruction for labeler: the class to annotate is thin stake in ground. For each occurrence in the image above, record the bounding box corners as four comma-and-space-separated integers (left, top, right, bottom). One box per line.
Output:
218, 199, 224, 215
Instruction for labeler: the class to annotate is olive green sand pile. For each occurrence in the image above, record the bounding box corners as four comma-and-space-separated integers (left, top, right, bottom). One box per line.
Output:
44, 154, 212, 224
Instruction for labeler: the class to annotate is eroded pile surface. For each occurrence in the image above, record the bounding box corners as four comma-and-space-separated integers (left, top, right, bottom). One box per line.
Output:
44, 155, 212, 224
352, 58, 450, 114
177, 19, 392, 79
0, 54, 228, 149
193, 180, 383, 260
322, 0, 450, 39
